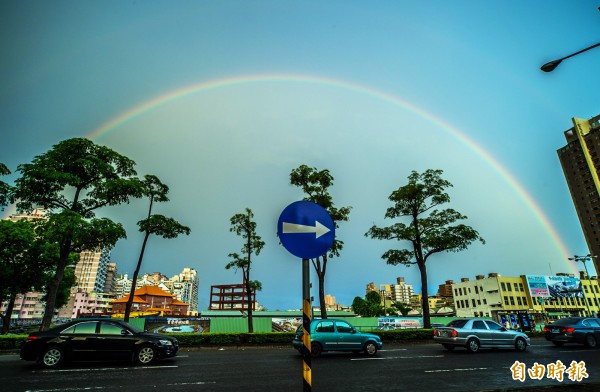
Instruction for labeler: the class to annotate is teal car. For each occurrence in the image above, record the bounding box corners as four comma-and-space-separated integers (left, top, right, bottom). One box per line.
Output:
292, 318, 383, 357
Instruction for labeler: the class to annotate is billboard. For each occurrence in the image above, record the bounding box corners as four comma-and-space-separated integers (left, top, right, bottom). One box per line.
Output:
525, 275, 583, 298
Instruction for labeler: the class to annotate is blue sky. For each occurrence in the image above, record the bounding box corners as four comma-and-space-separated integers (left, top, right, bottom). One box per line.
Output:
1, 1, 599, 310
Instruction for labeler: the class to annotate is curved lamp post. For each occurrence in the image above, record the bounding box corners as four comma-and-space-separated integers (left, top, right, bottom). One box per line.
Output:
541, 42, 600, 72
568, 254, 599, 316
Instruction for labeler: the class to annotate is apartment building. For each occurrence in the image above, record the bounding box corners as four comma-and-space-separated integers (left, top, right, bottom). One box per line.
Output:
453, 272, 600, 324
73, 250, 111, 293
557, 114, 600, 274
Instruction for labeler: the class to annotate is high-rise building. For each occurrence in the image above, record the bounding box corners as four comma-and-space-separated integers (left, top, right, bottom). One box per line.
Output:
104, 263, 117, 293
170, 268, 199, 314
390, 277, 414, 305
557, 114, 600, 274
73, 249, 111, 293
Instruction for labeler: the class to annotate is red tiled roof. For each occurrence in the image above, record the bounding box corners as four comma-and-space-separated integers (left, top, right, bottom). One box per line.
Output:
134, 285, 173, 297
111, 295, 147, 304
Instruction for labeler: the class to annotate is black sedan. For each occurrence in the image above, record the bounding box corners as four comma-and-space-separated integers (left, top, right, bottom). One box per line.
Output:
20, 319, 178, 368
543, 317, 600, 348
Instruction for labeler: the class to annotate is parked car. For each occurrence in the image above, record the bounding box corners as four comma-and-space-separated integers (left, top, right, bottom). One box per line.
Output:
543, 317, 600, 348
20, 319, 178, 368
433, 318, 530, 353
292, 318, 383, 357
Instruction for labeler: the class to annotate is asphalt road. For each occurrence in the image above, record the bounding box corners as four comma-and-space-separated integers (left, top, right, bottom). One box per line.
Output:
1, 338, 599, 392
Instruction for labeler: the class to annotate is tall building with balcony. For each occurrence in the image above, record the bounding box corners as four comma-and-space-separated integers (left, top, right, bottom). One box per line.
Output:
390, 277, 414, 305
168, 268, 199, 314
557, 114, 600, 274
73, 250, 111, 293
104, 263, 117, 293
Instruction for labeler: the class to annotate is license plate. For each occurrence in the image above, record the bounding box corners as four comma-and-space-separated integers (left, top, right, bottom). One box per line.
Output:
551, 329, 560, 333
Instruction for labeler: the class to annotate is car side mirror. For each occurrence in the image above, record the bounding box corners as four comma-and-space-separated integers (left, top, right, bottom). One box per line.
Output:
500, 327, 507, 332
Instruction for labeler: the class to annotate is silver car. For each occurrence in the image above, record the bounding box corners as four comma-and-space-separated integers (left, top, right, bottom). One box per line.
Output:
433, 318, 530, 353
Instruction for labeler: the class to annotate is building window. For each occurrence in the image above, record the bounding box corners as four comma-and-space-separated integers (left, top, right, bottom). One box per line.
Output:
504, 296, 509, 305
501, 282, 506, 291
509, 297, 515, 305
519, 283, 524, 291
517, 297, 522, 305
513, 283, 519, 291
507, 283, 512, 292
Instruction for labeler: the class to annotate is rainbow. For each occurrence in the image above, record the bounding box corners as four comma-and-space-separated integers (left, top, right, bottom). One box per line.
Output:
87, 74, 575, 271
23, 74, 581, 271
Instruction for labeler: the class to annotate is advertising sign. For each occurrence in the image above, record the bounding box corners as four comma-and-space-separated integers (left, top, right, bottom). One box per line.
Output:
525, 275, 583, 298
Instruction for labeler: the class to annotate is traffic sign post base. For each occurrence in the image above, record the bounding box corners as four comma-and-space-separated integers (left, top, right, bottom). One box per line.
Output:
302, 258, 312, 392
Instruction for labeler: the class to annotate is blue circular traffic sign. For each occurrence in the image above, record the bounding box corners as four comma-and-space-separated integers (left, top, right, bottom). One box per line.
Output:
277, 201, 335, 259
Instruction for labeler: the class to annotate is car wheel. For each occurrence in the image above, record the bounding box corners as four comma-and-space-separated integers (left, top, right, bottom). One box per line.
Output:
466, 338, 480, 353
584, 334, 598, 349
364, 341, 378, 356
38, 346, 63, 368
515, 337, 527, 352
442, 344, 455, 351
552, 341, 564, 347
310, 342, 322, 358
135, 344, 157, 365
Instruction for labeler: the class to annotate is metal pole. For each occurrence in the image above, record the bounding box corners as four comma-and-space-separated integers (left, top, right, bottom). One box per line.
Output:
570, 255, 595, 316
582, 257, 599, 317
302, 258, 312, 391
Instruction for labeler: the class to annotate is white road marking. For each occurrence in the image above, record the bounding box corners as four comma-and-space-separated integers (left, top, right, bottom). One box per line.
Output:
26, 381, 216, 392
425, 367, 488, 373
351, 355, 443, 361
34, 365, 178, 373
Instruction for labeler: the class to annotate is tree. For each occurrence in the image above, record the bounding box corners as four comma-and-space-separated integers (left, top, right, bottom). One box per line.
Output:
0, 163, 12, 209
351, 291, 385, 317
289, 164, 351, 319
0, 220, 46, 333
124, 175, 190, 322
11, 138, 145, 330
392, 302, 412, 316
365, 169, 484, 328
225, 208, 264, 333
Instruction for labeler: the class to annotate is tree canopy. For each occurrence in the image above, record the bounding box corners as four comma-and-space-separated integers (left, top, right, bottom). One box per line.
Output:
365, 169, 484, 328
0, 163, 12, 209
10, 138, 144, 330
351, 291, 385, 317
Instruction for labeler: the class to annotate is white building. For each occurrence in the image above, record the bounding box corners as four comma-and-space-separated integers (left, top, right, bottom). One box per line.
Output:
390, 277, 415, 305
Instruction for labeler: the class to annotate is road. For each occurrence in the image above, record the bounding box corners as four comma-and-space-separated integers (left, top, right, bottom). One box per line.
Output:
1, 339, 599, 392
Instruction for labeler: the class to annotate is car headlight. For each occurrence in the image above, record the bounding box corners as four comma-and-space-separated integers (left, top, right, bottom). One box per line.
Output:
159, 339, 173, 346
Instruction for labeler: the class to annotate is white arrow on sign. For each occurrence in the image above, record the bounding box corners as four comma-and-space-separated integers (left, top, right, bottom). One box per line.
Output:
282, 221, 331, 239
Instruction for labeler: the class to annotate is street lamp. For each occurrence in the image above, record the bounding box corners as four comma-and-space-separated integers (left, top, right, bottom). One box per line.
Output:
540, 42, 600, 72
568, 254, 599, 316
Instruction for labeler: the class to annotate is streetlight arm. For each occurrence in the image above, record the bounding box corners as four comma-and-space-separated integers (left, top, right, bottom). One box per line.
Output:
541, 42, 600, 72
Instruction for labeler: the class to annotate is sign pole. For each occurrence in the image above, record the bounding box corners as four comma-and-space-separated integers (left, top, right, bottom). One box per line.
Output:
302, 258, 312, 391
277, 201, 334, 392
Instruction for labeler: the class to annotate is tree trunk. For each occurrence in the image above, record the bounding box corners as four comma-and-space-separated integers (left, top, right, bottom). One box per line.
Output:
1, 292, 17, 334
315, 255, 328, 319
246, 278, 253, 333
419, 260, 431, 329
124, 231, 150, 322
40, 242, 70, 331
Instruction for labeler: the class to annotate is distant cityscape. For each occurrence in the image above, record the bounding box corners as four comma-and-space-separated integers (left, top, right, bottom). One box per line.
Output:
2, 114, 600, 326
